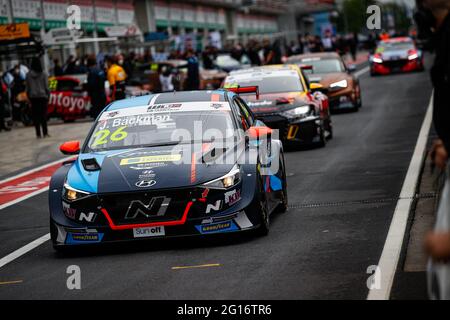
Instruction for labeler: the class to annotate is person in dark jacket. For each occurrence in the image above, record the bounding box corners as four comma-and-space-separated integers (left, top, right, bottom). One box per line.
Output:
86, 56, 107, 119
183, 49, 200, 90
0, 73, 11, 131
417, 0, 450, 262
26, 58, 50, 138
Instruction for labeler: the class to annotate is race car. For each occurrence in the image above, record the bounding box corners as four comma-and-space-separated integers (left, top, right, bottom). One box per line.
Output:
223, 65, 332, 147
47, 75, 92, 122
287, 52, 362, 112
49, 90, 288, 250
370, 37, 424, 76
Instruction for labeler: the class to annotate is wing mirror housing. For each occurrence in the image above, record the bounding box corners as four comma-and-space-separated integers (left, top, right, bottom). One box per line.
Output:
60, 141, 80, 155
247, 126, 272, 140
310, 83, 327, 94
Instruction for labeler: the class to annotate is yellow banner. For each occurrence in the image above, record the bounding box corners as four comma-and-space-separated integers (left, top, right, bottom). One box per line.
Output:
0, 23, 30, 41
120, 154, 182, 166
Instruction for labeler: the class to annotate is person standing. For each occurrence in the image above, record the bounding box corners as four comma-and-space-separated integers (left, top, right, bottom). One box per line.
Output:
159, 66, 174, 92
183, 49, 200, 90
86, 56, 107, 119
106, 56, 127, 101
0, 72, 11, 131
416, 0, 450, 292
26, 58, 49, 138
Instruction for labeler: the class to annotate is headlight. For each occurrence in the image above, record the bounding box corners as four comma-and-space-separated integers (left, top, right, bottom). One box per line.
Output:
408, 53, 418, 60
283, 105, 312, 119
330, 79, 348, 89
62, 183, 91, 202
203, 164, 241, 189
373, 57, 383, 64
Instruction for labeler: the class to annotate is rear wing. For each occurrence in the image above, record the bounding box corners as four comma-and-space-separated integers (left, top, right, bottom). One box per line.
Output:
225, 86, 259, 100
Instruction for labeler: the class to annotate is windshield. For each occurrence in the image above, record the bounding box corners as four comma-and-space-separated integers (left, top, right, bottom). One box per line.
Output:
291, 58, 344, 74
377, 42, 414, 53
86, 104, 236, 152
224, 75, 303, 94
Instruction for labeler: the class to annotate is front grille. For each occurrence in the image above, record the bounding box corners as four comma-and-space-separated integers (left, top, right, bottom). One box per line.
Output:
257, 114, 289, 139
383, 59, 408, 69
99, 189, 194, 226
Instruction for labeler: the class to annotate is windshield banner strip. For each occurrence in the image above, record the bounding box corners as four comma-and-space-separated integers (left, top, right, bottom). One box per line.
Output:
99, 102, 231, 120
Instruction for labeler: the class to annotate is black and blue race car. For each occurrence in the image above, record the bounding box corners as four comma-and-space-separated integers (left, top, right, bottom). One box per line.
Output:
49, 90, 288, 250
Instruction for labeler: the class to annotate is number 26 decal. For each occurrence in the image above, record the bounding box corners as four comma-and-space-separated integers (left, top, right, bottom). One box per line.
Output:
92, 126, 128, 146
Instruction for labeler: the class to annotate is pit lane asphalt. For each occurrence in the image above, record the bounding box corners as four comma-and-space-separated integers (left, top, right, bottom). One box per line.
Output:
0, 60, 433, 299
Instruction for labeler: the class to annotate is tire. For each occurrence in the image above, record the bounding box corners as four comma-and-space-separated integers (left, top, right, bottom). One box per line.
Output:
316, 125, 326, 148
255, 175, 270, 236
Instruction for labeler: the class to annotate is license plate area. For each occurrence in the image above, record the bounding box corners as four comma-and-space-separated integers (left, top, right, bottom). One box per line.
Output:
133, 226, 165, 238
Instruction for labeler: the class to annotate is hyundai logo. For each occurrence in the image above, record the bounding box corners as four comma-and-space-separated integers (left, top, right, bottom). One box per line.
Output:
135, 180, 156, 188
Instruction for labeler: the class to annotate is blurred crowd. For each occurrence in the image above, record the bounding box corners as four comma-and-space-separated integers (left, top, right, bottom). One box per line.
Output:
0, 30, 377, 137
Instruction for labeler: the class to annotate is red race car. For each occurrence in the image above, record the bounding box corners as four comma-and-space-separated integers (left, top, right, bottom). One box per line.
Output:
370, 37, 424, 76
47, 75, 92, 122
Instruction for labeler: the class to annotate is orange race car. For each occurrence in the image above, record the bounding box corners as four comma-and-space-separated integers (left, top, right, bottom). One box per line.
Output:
287, 52, 362, 112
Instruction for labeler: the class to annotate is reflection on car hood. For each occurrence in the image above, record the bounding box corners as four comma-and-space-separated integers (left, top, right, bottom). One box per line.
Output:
308, 72, 352, 88
66, 144, 236, 193
242, 92, 310, 114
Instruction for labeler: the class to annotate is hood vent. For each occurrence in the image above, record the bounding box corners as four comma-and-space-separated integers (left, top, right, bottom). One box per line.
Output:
82, 158, 101, 171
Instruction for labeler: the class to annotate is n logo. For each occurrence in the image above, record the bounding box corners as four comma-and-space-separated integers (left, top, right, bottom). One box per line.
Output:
79, 212, 96, 222
125, 197, 171, 219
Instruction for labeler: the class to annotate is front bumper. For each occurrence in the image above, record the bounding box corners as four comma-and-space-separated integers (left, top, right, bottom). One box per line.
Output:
50, 171, 264, 247
256, 113, 322, 145
371, 59, 422, 75
51, 210, 259, 246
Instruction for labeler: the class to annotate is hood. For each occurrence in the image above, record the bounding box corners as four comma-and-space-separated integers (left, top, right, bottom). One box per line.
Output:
308, 72, 352, 88
66, 145, 236, 193
380, 49, 409, 60
243, 92, 310, 115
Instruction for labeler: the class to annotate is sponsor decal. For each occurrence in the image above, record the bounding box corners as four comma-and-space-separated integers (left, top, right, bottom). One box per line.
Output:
129, 163, 167, 170
138, 170, 156, 180
211, 103, 223, 109
201, 188, 210, 198
224, 189, 241, 206
120, 154, 182, 166
65, 232, 104, 244
147, 103, 182, 112
62, 202, 77, 220
135, 180, 157, 188
79, 212, 96, 222
125, 197, 171, 219
106, 111, 119, 118
133, 226, 165, 238
49, 93, 88, 111
206, 200, 222, 214
111, 114, 171, 128
117, 149, 170, 158
195, 221, 239, 234
247, 100, 273, 107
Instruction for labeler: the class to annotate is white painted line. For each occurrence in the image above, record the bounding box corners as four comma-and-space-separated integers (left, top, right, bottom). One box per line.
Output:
0, 186, 49, 211
0, 157, 71, 185
367, 93, 433, 300
355, 66, 370, 78
0, 233, 50, 269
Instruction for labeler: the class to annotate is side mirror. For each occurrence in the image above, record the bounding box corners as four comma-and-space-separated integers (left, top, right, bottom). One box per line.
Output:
347, 64, 356, 73
60, 141, 80, 155
310, 83, 325, 92
247, 126, 272, 139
